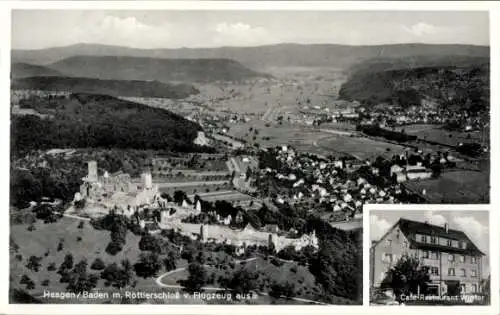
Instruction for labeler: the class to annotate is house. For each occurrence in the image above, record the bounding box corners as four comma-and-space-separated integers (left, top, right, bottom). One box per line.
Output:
370, 218, 485, 295
405, 165, 432, 181
262, 224, 280, 234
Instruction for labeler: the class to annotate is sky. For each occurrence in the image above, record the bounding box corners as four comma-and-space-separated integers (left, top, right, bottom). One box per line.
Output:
11, 10, 489, 50
370, 210, 490, 276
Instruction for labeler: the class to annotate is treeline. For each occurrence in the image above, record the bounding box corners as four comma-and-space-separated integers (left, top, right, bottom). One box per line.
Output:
356, 125, 417, 142
11, 93, 215, 156
12, 76, 200, 99
339, 64, 489, 110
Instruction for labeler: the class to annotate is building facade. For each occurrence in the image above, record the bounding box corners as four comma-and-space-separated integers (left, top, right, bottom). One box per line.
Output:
370, 218, 484, 295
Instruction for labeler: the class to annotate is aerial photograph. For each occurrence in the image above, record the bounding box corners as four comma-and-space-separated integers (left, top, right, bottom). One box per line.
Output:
369, 209, 490, 306
9, 10, 489, 305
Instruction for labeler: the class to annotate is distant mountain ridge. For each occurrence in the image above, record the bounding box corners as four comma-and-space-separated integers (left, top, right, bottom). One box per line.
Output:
12, 43, 490, 70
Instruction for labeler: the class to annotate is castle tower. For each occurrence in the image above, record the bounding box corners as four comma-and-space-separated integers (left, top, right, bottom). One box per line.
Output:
143, 172, 152, 190
268, 233, 279, 252
200, 224, 208, 243
87, 161, 98, 182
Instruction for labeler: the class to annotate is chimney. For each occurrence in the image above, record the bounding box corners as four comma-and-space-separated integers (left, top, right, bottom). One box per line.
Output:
444, 223, 449, 233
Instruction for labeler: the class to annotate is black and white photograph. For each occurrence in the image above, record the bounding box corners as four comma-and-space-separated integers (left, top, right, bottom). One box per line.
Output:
369, 208, 490, 306
6, 6, 491, 308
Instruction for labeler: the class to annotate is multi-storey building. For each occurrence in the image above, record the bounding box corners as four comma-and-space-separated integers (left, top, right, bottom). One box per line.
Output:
370, 218, 485, 295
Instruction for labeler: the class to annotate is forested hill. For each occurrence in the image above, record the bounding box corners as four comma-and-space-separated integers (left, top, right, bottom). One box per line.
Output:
12, 76, 199, 99
11, 93, 211, 157
47, 56, 270, 83
345, 55, 489, 77
338, 63, 489, 111
11, 63, 64, 78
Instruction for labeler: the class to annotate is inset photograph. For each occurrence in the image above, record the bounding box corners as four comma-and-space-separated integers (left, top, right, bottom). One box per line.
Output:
369, 208, 490, 306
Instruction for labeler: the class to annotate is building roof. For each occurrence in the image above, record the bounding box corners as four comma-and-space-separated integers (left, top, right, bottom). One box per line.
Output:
397, 218, 485, 256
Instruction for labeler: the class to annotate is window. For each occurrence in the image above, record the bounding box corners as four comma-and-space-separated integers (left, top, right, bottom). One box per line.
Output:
460, 284, 466, 293
431, 267, 439, 275
460, 255, 465, 263
448, 254, 455, 262
452, 240, 459, 248
460, 241, 466, 249
431, 236, 437, 244
403, 240, 408, 248
383, 253, 393, 263
446, 239, 452, 247
431, 251, 438, 260
461, 269, 466, 277
471, 270, 477, 277
448, 268, 455, 276
420, 235, 426, 243
471, 284, 478, 293
471, 256, 478, 264
385, 239, 392, 247
423, 251, 429, 259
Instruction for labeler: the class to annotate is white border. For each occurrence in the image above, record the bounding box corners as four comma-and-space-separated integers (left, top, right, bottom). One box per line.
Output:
1, 1, 499, 315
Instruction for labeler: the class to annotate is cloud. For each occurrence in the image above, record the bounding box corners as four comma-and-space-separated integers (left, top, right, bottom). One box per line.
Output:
370, 215, 392, 241
423, 210, 447, 226
404, 22, 441, 37
212, 22, 271, 46
453, 216, 488, 247
100, 15, 152, 33
79, 15, 173, 48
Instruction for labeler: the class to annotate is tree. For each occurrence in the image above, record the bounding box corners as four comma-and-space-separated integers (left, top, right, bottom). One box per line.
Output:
181, 263, 207, 293
173, 190, 187, 205
163, 252, 177, 272
227, 269, 259, 296
269, 281, 296, 299
139, 234, 162, 253
47, 262, 57, 271
381, 254, 430, 298
26, 256, 42, 272
134, 252, 162, 278
90, 258, 106, 271
59, 253, 74, 274
100, 260, 132, 289
20, 274, 35, 290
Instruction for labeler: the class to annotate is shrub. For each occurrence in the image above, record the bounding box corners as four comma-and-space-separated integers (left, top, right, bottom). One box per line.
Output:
90, 258, 106, 271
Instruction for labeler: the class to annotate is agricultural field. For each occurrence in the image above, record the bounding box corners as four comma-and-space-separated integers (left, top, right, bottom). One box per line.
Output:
403, 169, 489, 203
315, 134, 408, 160
189, 67, 344, 115
394, 124, 488, 147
